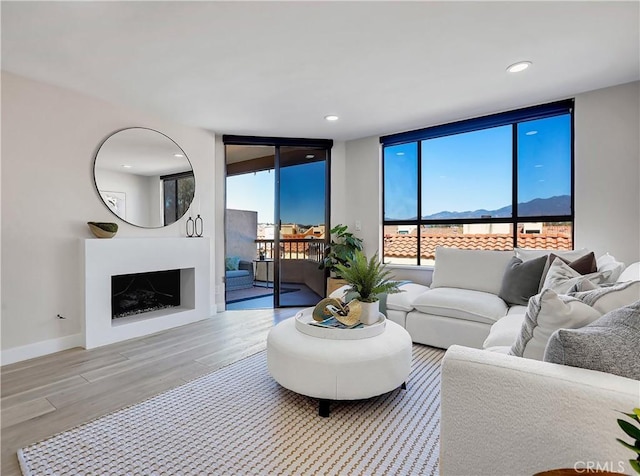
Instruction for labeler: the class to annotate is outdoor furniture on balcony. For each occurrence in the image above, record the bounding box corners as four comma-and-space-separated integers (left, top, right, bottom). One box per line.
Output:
225, 260, 254, 291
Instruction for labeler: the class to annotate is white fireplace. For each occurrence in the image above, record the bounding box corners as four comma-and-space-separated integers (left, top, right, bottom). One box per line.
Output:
83, 237, 211, 349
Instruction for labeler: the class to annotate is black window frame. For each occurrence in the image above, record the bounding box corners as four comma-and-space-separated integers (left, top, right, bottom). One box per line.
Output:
162, 171, 195, 226
380, 99, 575, 265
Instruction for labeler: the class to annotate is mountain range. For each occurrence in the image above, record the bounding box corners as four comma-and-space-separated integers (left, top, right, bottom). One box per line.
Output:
422, 195, 571, 220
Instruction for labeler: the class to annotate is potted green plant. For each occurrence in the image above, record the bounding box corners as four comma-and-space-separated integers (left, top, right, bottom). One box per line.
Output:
334, 250, 402, 325
319, 224, 364, 295
617, 408, 640, 474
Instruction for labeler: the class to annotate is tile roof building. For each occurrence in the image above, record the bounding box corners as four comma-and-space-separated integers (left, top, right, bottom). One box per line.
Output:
384, 232, 573, 260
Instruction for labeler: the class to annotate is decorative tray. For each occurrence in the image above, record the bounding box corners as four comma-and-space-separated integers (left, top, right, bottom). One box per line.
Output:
294, 308, 386, 340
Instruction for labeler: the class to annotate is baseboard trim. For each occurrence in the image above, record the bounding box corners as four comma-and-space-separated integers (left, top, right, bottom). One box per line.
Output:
1, 333, 83, 366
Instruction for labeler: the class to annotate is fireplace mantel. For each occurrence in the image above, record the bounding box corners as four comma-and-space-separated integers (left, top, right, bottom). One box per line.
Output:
82, 237, 211, 349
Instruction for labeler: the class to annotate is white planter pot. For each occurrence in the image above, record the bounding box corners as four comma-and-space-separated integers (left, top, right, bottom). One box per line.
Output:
359, 300, 380, 325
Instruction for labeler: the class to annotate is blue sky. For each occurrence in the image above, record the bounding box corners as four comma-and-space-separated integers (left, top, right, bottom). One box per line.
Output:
385, 114, 571, 220
226, 161, 326, 225
280, 161, 326, 225
227, 170, 274, 223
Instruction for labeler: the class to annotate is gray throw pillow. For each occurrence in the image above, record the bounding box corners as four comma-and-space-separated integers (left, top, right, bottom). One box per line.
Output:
543, 300, 640, 380
498, 255, 547, 306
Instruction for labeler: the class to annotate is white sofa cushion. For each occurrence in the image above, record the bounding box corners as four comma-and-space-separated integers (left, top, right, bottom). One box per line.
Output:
483, 313, 525, 348
406, 311, 491, 349
507, 305, 528, 316
412, 287, 508, 325
385, 283, 431, 311
431, 247, 514, 295
509, 289, 602, 361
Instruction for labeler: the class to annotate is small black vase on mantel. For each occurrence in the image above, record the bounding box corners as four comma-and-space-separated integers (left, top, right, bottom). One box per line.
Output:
195, 215, 203, 237
186, 216, 195, 237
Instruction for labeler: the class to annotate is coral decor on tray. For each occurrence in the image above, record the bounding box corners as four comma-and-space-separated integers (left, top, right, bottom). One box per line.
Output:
312, 298, 362, 327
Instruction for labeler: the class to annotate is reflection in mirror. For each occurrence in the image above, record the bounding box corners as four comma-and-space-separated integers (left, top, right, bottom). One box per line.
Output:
93, 128, 195, 228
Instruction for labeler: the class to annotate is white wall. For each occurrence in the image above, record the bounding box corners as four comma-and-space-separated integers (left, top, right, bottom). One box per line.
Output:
225, 209, 258, 262
574, 81, 640, 265
330, 141, 348, 228
1, 72, 217, 359
342, 81, 640, 280
344, 137, 382, 257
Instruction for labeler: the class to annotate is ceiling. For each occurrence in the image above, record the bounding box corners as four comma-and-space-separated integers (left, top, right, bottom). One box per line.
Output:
2, 1, 639, 142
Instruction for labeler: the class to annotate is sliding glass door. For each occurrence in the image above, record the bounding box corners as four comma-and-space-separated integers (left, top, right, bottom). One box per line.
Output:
224, 136, 332, 309
275, 147, 328, 307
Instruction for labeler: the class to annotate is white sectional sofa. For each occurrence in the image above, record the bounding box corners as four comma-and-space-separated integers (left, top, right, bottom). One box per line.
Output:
427, 251, 639, 475
335, 247, 640, 475
334, 246, 631, 351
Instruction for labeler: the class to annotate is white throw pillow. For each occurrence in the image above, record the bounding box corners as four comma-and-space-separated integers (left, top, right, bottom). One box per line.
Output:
570, 280, 640, 315
509, 289, 602, 361
515, 247, 590, 262
541, 259, 611, 294
431, 246, 514, 295
596, 253, 625, 283
618, 262, 640, 282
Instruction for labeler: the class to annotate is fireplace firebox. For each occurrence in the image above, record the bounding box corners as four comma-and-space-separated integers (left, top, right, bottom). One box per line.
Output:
111, 269, 181, 319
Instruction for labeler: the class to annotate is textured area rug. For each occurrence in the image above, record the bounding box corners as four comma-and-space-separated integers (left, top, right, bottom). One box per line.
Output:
18, 344, 444, 475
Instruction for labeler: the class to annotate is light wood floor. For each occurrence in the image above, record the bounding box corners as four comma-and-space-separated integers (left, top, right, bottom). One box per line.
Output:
1, 309, 299, 476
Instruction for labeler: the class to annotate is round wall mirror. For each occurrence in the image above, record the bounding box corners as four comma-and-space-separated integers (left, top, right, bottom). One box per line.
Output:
93, 127, 195, 228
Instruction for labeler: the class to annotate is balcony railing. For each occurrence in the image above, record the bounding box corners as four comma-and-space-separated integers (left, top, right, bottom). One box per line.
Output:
255, 238, 325, 262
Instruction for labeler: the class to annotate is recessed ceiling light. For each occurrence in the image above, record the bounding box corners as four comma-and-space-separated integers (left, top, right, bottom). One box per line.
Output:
324, 115, 339, 121
525, 130, 538, 136
174, 153, 185, 158
506, 61, 532, 73
306, 154, 315, 159
121, 164, 132, 168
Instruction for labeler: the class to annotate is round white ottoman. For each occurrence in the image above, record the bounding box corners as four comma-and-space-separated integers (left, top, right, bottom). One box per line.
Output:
267, 316, 412, 416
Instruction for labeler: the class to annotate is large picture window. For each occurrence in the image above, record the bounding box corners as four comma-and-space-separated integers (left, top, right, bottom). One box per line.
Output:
381, 100, 574, 266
